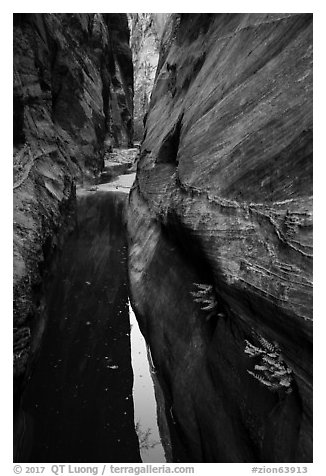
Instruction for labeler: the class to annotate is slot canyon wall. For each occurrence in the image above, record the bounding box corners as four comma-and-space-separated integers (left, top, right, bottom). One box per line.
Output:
127, 13, 313, 462
13, 13, 133, 401
128, 13, 169, 140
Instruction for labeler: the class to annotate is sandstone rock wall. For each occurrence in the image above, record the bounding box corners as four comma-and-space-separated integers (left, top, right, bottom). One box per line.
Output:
128, 13, 169, 140
127, 13, 313, 462
13, 13, 133, 399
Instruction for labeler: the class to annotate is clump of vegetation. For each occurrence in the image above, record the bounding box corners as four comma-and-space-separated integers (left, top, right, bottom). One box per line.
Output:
244, 334, 293, 393
190, 283, 221, 321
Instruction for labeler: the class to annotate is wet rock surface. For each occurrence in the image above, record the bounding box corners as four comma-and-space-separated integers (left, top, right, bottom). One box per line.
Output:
13, 13, 134, 400
127, 13, 313, 462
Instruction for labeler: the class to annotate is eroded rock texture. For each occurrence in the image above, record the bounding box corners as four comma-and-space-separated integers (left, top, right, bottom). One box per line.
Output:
127, 13, 313, 462
128, 13, 169, 140
13, 13, 133, 399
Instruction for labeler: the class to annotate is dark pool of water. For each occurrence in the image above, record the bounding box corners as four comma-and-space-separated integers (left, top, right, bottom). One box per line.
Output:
16, 192, 141, 463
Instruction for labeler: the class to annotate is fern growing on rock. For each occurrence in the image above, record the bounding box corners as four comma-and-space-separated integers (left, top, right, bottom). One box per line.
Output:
190, 282, 219, 321
244, 334, 293, 393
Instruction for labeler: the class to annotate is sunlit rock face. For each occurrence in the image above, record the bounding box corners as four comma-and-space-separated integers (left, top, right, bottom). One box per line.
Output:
13, 13, 133, 399
128, 13, 169, 140
127, 13, 312, 462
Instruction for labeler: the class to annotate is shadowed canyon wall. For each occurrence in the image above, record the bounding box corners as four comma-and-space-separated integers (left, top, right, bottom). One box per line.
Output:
127, 13, 313, 462
13, 13, 133, 400
128, 13, 169, 140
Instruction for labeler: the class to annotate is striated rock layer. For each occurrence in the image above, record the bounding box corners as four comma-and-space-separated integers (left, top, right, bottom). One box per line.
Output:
127, 13, 313, 462
13, 13, 133, 400
128, 13, 169, 140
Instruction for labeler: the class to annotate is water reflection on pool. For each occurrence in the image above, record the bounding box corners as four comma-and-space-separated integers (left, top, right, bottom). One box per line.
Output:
129, 301, 166, 463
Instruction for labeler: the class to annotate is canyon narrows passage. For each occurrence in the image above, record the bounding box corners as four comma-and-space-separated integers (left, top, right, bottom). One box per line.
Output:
13, 13, 312, 464
15, 172, 166, 463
